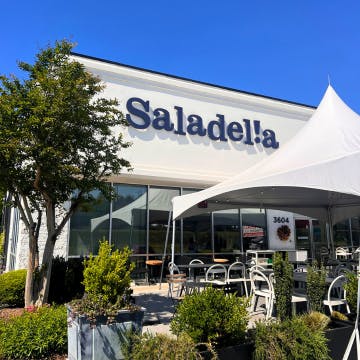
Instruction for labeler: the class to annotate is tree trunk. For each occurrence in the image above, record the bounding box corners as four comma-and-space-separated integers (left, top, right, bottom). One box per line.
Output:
24, 230, 38, 307
35, 236, 55, 306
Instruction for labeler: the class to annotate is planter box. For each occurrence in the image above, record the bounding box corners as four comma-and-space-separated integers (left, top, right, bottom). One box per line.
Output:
67, 306, 145, 360
326, 319, 357, 360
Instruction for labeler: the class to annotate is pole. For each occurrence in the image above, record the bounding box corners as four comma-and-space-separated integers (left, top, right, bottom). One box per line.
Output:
342, 258, 360, 359
171, 219, 175, 274
159, 210, 172, 289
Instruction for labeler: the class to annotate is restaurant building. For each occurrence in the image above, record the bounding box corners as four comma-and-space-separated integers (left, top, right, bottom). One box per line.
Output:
4, 54, 360, 274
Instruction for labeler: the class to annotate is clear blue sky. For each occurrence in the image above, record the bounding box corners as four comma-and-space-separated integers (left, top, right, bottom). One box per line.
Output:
2, 1, 360, 111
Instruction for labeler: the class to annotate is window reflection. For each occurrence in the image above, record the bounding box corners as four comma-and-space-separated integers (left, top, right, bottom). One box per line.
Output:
214, 210, 240, 253
111, 184, 147, 254
148, 187, 180, 255
241, 209, 266, 251
69, 190, 110, 256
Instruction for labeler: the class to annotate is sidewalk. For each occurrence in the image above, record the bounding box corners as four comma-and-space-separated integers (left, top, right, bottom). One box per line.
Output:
131, 283, 265, 337
131, 283, 175, 336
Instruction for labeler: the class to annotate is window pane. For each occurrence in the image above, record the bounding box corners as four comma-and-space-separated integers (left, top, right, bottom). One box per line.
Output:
351, 217, 360, 248
241, 209, 266, 251
69, 190, 110, 256
214, 209, 240, 253
182, 188, 212, 254
111, 184, 147, 254
333, 220, 351, 247
148, 187, 180, 255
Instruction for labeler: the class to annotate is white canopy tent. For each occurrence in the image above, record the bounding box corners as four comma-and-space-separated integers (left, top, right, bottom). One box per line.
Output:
170, 85, 360, 358
171, 85, 360, 259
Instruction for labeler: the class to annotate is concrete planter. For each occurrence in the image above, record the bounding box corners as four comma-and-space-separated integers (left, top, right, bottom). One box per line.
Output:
67, 306, 145, 360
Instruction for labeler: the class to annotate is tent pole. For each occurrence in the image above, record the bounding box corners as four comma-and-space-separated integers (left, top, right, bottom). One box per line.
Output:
159, 210, 172, 289
327, 207, 335, 257
342, 258, 360, 359
171, 218, 175, 275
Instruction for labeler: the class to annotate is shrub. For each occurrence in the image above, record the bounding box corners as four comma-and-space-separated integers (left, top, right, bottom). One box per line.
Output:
0, 269, 26, 307
273, 252, 293, 320
253, 316, 331, 360
123, 332, 209, 360
306, 260, 326, 312
170, 287, 249, 348
300, 311, 330, 331
48, 256, 84, 304
69, 240, 136, 317
0, 305, 67, 359
343, 270, 357, 313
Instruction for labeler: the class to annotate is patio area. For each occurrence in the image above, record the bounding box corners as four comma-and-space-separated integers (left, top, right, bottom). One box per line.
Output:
131, 282, 266, 336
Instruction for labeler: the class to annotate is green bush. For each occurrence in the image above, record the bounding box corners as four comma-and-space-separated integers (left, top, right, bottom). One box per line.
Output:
344, 270, 357, 313
0, 305, 67, 359
300, 311, 330, 331
0, 269, 26, 307
170, 287, 249, 348
253, 316, 331, 360
70, 240, 136, 317
306, 260, 326, 312
123, 332, 209, 360
273, 252, 293, 320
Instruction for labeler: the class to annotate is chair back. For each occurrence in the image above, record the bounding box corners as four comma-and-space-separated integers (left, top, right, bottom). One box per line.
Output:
249, 269, 273, 294
168, 262, 180, 274
327, 275, 347, 302
335, 247, 350, 260
227, 261, 246, 282
205, 264, 227, 283
188, 259, 205, 278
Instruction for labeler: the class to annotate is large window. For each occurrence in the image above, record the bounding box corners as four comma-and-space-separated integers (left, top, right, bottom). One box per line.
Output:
333, 219, 351, 247
241, 209, 267, 251
111, 184, 147, 254
182, 189, 212, 254
213, 210, 240, 253
69, 190, 110, 256
148, 187, 180, 255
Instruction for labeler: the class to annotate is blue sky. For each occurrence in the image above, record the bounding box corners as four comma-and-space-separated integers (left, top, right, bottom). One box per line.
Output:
2, 1, 360, 111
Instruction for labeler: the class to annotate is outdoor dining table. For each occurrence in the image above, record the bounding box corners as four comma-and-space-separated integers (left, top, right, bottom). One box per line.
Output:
178, 263, 231, 282
293, 271, 336, 285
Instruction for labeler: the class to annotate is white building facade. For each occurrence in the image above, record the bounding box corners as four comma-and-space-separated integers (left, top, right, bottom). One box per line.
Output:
5, 54, 359, 275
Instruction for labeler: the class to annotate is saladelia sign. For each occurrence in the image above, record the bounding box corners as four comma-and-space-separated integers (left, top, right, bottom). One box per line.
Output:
126, 97, 280, 149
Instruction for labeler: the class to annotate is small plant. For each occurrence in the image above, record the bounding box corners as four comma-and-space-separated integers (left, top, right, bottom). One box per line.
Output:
0, 305, 67, 359
273, 252, 293, 320
69, 240, 135, 318
343, 270, 357, 313
331, 310, 349, 321
0, 269, 26, 307
306, 260, 327, 312
252, 316, 331, 360
123, 332, 210, 360
300, 311, 330, 331
170, 287, 249, 349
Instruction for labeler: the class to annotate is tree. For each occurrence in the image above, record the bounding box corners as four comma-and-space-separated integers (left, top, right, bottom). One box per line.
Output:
0, 40, 132, 306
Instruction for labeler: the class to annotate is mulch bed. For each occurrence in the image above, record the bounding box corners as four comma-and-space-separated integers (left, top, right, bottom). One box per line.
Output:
0, 307, 67, 360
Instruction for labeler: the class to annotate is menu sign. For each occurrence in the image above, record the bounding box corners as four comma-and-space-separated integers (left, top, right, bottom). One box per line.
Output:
267, 210, 295, 250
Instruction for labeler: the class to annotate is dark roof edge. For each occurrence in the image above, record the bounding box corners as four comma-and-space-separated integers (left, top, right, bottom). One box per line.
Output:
71, 52, 316, 110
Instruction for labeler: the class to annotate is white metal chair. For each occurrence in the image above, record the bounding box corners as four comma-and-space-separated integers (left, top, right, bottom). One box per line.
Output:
335, 247, 351, 260
323, 274, 350, 314
204, 264, 227, 287
249, 269, 274, 319
188, 259, 205, 281
227, 261, 250, 297
167, 262, 186, 298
